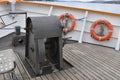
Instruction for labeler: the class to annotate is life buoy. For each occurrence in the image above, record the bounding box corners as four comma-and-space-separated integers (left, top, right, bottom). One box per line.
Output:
59, 13, 76, 32
90, 19, 113, 41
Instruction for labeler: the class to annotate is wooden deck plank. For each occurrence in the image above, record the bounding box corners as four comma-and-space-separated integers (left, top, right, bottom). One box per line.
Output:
64, 69, 78, 80
64, 51, 102, 80
14, 66, 24, 80
64, 47, 113, 80
71, 43, 120, 79
82, 44, 120, 67
30, 78, 36, 80
64, 49, 106, 79
1, 42, 120, 80
63, 53, 95, 80
69, 52, 114, 79
50, 72, 60, 80
68, 68, 84, 80
63, 57, 94, 80
79, 43, 120, 65
36, 76, 42, 80
55, 71, 66, 80
59, 70, 72, 80
84, 44, 120, 70
4, 73, 10, 80
15, 43, 120, 80
72, 68, 89, 80
64, 44, 115, 79
0, 74, 4, 80
46, 74, 54, 80
40, 75, 48, 80
15, 53, 30, 80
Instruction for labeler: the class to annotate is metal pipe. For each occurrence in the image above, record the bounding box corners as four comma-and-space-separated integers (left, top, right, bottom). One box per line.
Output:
0, 21, 17, 29
9, 0, 16, 12
15, 26, 21, 35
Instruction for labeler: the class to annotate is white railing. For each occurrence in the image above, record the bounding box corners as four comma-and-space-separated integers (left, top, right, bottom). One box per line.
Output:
1, 2, 120, 50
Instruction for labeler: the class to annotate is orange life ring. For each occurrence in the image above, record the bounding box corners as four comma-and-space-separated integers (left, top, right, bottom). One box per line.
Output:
90, 19, 113, 41
59, 13, 76, 32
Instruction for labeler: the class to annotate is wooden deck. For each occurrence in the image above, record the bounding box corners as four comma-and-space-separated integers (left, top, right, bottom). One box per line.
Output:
1, 43, 120, 80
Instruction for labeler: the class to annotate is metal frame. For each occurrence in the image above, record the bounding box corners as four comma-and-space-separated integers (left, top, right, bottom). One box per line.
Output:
25, 16, 63, 75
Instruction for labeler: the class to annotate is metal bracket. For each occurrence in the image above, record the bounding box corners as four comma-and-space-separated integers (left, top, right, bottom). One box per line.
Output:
63, 37, 72, 47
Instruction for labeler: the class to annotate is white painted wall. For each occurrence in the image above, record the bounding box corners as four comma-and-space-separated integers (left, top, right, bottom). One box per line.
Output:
1, 2, 120, 50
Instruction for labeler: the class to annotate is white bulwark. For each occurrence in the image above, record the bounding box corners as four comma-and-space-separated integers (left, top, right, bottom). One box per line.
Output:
0, 1, 120, 50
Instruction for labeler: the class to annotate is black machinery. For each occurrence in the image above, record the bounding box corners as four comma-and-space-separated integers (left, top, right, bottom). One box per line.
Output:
25, 16, 63, 75
12, 26, 26, 46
